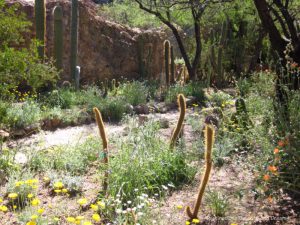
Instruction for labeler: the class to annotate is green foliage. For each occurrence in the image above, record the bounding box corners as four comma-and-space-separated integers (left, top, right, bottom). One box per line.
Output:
165, 82, 206, 104
4, 101, 41, 129
100, 0, 160, 28
206, 190, 229, 217
108, 119, 196, 203
118, 81, 148, 106
0, 0, 30, 46
28, 137, 99, 174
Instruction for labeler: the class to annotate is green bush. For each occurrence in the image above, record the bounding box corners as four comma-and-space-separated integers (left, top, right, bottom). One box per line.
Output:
165, 82, 206, 104
4, 101, 41, 129
108, 120, 196, 203
119, 81, 149, 106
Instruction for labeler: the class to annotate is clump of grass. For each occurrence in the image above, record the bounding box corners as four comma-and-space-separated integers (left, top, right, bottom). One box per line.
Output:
118, 81, 149, 106
108, 119, 196, 203
28, 137, 100, 174
206, 190, 229, 217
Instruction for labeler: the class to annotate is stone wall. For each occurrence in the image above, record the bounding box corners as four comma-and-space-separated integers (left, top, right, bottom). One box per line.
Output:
5, 0, 166, 83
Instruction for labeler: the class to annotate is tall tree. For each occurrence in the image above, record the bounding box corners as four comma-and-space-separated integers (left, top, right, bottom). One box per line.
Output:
253, 0, 300, 88
133, 0, 231, 81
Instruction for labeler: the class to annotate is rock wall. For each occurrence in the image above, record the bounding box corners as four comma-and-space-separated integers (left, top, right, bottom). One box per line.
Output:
5, 0, 166, 83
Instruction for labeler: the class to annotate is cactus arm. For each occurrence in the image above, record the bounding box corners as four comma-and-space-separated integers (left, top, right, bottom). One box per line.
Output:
170, 94, 186, 149
70, 0, 79, 82
186, 125, 215, 219
35, 0, 46, 60
93, 107, 109, 194
53, 5, 63, 71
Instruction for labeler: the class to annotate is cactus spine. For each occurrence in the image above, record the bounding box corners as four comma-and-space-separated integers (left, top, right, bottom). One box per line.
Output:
93, 107, 109, 194
53, 5, 63, 71
170, 45, 175, 85
70, 0, 79, 82
164, 40, 170, 88
35, 0, 46, 60
170, 94, 186, 149
186, 125, 215, 220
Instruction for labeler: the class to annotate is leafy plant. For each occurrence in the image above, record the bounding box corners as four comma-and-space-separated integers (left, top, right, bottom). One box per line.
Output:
206, 190, 229, 217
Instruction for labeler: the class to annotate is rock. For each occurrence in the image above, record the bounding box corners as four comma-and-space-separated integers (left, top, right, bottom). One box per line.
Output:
154, 102, 168, 113
125, 104, 134, 114
0, 130, 9, 139
24, 123, 40, 133
6, 0, 166, 82
13, 129, 26, 137
134, 104, 150, 114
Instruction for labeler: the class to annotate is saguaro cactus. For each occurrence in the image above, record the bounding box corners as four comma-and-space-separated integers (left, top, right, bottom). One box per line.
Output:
170, 94, 186, 149
35, 0, 46, 60
186, 125, 215, 220
164, 40, 170, 88
70, 0, 79, 82
93, 107, 109, 195
53, 5, 63, 71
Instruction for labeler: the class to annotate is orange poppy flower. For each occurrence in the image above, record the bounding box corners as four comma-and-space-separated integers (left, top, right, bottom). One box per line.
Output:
263, 174, 270, 181
278, 140, 285, 147
267, 196, 273, 203
268, 165, 277, 173
274, 148, 279, 154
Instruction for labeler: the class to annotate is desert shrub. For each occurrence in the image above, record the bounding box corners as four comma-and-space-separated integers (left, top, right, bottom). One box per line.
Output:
108, 119, 196, 203
207, 91, 233, 108
165, 82, 206, 104
28, 137, 100, 174
4, 101, 41, 129
118, 81, 149, 106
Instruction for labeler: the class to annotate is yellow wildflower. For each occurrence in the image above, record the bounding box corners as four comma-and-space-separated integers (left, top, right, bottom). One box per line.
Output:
13, 205, 17, 209
31, 214, 38, 220
76, 216, 84, 221
62, 188, 68, 193
77, 198, 87, 206
8, 193, 18, 200
31, 198, 40, 206
90, 204, 98, 211
54, 181, 64, 189
27, 193, 34, 199
26, 221, 36, 225
231, 223, 238, 225
83, 221, 92, 225
185, 221, 191, 225
0, 197, 2, 203
66, 217, 76, 223
37, 208, 45, 214
0, 205, 8, 212
192, 218, 200, 224
15, 181, 24, 187
54, 189, 62, 193
92, 213, 101, 222
176, 205, 183, 210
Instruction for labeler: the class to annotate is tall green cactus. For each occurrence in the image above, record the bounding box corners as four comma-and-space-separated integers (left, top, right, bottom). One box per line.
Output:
53, 5, 63, 71
170, 45, 175, 85
35, 0, 46, 60
137, 38, 146, 79
70, 0, 79, 82
164, 40, 170, 88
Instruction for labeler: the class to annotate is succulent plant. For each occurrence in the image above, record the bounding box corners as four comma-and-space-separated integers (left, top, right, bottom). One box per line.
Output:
35, 0, 46, 60
186, 125, 215, 220
53, 5, 63, 71
93, 107, 109, 194
70, 0, 79, 83
170, 94, 186, 149
164, 40, 170, 88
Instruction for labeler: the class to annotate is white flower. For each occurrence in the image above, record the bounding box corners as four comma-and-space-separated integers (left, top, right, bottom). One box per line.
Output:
14, 152, 27, 164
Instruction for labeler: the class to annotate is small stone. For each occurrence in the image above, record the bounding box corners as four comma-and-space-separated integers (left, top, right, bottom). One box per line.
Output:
14, 152, 28, 164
